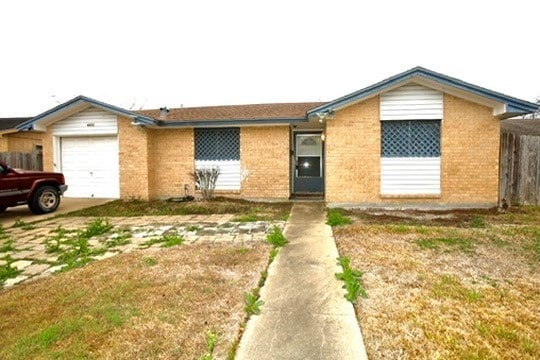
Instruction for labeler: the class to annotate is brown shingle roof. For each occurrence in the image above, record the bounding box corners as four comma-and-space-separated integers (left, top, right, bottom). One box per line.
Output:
137, 102, 326, 121
0, 117, 32, 131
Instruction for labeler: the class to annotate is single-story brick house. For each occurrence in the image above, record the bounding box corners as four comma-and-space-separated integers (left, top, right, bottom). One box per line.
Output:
15, 67, 539, 208
0, 117, 43, 152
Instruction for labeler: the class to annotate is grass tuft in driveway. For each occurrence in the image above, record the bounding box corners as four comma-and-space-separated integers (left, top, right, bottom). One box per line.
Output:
0, 256, 22, 284
43, 219, 116, 271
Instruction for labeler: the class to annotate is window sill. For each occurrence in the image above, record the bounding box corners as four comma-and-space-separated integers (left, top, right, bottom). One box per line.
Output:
380, 194, 441, 199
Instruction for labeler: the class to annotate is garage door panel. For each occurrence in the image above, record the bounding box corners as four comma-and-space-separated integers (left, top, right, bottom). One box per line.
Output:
61, 136, 119, 198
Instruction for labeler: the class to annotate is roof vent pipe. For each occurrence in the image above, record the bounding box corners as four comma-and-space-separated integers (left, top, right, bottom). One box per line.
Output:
159, 106, 169, 119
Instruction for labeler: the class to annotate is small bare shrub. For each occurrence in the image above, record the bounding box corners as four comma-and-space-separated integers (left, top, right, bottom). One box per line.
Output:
194, 167, 220, 200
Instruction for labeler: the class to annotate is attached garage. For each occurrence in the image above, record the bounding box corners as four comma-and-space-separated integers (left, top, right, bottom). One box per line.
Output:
52, 107, 120, 199
60, 136, 119, 198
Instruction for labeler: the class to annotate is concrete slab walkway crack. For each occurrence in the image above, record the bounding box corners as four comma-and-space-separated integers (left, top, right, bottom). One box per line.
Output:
236, 202, 368, 359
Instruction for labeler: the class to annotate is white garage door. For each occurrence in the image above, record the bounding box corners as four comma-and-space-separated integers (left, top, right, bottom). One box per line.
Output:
61, 136, 120, 198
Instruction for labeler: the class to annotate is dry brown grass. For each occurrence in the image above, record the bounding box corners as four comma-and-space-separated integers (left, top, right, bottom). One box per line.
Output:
0, 242, 269, 359
334, 210, 540, 359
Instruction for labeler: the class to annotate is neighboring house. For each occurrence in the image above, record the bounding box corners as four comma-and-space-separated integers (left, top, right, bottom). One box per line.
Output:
0, 117, 43, 152
15, 67, 539, 208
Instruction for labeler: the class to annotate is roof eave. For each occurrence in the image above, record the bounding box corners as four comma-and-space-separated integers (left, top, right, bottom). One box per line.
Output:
307, 67, 421, 115
151, 117, 309, 128
497, 104, 538, 120
307, 66, 539, 118
132, 116, 160, 127
0, 129, 19, 137
15, 95, 157, 131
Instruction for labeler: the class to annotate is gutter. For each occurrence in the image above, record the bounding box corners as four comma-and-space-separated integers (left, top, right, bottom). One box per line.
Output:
134, 117, 310, 128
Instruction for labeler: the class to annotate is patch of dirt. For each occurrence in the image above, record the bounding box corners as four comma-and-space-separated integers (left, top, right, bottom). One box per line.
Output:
366, 210, 457, 221
64, 197, 293, 221
346, 208, 504, 227
345, 206, 539, 227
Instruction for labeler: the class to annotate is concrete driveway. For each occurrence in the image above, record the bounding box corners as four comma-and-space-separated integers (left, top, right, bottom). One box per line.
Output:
0, 198, 112, 227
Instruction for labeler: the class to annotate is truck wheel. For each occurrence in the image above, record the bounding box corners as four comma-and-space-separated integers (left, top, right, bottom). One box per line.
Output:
28, 186, 61, 214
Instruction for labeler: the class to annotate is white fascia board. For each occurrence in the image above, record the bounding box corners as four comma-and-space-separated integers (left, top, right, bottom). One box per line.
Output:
493, 103, 508, 118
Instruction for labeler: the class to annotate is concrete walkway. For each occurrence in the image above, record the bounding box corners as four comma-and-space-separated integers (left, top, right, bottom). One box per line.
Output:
237, 202, 368, 360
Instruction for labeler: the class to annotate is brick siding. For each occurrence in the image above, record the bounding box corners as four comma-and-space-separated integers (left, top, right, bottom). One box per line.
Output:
440, 94, 499, 204
325, 93, 500, 207
42, 128, 54, 172
325, 97, 381, 203
0, 132, 42, 152
240, 126, 290, 199
118, 116, 151, 200
148, 128, 195, 199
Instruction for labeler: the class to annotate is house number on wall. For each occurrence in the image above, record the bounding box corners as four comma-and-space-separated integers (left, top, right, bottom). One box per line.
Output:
86, 123, 95, 127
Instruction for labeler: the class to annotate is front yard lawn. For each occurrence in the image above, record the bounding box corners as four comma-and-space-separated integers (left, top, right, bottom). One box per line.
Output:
0, 242, 270, 359
332, 206, 540, 359
64, 197, 292, 222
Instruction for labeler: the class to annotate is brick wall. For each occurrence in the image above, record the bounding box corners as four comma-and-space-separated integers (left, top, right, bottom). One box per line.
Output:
240, 126, 290, 199
325, 94, 500, 207
125, 125, 290, 200
118, 116, 151, 200
149, 128, 195, 199
440, 94, 499, 204
0, 132, 43, 152
42, 128, 54, 172
325, 97, 381, 203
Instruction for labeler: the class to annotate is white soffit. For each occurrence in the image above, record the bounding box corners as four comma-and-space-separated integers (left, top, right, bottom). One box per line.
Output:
32, 102, 93, 131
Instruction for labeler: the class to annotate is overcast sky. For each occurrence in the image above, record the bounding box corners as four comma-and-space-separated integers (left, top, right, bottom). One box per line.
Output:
1, 0, 538, 117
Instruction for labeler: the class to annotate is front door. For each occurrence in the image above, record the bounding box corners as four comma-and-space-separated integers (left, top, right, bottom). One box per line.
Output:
293, 132, 324, 194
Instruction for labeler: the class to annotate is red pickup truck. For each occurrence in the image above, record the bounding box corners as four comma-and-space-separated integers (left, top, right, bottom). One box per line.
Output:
0, 162, 68, 214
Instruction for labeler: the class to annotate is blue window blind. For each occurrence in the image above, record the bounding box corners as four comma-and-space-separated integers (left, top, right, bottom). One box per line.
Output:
381, 120, 440, 157
195, 128, 240, 160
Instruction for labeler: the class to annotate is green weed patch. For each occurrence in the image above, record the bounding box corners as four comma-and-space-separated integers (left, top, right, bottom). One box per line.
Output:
327, 209, 352, 227
335, 256, 367, 303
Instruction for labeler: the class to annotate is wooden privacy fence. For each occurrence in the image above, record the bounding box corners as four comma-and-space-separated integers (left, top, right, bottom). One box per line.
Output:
500, 132, 540, 206
0, 152, 43, 171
